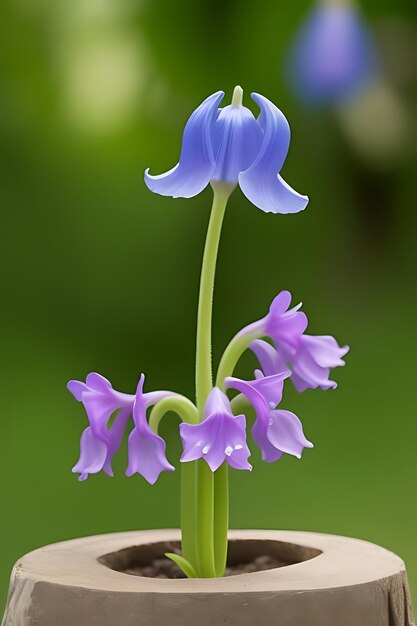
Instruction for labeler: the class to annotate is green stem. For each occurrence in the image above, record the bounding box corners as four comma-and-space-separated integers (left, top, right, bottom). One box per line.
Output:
148, 397, 199, 570
216, 326, 264, 390
214, 463, 229, 576
195, 182, 232, 578
148, 396, 199, 432
195, 183, 232, 410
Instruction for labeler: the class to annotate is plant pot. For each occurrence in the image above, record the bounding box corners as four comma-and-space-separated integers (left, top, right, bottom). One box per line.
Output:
2, 529, 414, 626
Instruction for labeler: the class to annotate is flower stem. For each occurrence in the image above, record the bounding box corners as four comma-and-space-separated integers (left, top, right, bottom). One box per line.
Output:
216, 323, 264, 389
148, 397, 199, 569
214, 462, 229, 576
195, 183, 232, 410
195, 182, 232, 578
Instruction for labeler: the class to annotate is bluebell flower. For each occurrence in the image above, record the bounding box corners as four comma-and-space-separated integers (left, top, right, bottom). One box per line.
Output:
287, 1, 376, 106
145, 87, 308, 215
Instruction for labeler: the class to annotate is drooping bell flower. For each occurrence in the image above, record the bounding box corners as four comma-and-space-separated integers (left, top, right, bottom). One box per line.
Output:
235, 290, 307, 352
180, 387, 251, 471
68, 372, 174, 483
67, 373, 135, 481
126, 374, 175, 484
286, 0, 376, 106
251, 332, 349, 392
225, 373, 313, 462
144, 87, 308, 215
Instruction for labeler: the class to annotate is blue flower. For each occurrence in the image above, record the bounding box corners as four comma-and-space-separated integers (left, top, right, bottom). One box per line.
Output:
287, 1, 376, 106
144, 87, 308, 215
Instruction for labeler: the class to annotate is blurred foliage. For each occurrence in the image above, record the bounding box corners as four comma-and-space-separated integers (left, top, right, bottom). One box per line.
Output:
0, 0, 416, 612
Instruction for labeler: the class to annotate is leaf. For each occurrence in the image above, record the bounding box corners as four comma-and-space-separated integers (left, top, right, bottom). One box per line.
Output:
165, 552, 199, 578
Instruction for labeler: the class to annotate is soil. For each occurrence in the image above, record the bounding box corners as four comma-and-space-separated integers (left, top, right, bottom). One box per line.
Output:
123, 554, 288, 579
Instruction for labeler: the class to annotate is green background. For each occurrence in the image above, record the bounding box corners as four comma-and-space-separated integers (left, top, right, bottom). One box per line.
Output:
1, 0, 416, 612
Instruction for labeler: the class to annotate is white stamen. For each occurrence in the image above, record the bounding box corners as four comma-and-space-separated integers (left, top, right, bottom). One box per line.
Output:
225, 445, 234, 456
202, 445, 210, 454
234, 444, 243, 451
231, 85, 243, 108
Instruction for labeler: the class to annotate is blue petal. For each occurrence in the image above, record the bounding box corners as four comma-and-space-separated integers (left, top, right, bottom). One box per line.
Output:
144, 91, 224, 198
238, 93, 308, 214
210, 104, 263, 185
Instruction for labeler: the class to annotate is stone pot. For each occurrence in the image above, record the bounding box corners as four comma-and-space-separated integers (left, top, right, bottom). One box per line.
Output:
2, 529, 414, 626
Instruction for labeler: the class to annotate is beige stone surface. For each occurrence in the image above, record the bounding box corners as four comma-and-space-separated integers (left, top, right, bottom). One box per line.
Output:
2, 529, 414, 625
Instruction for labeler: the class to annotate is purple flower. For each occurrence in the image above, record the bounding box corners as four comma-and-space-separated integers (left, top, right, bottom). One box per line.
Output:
144, 87, 308, 214
287, 1, 376, 106
226, 373, 313, 463
68, 372, 174, 483
180, 387, 251, 472
251, 333, 349, 392
67, 373, 134, 481
126, 375, 175, 484
237, 290, 307, 351
263, 290, 308, 348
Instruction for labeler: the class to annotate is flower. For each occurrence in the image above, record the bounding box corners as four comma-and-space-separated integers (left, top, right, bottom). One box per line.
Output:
251, 332, 349, 392
68, 372, 174, 483
263, 290, 308, 348
287, 1, 376, 106
236, 290, 307, 351
225, 373, 313, 462
126, 375, 175, 484
180, 387, 251, 471
67, 373, 134, 481
144, 87, 308, 214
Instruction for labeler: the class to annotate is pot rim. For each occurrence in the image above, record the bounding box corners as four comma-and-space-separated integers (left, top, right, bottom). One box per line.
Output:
15, 529, 405, 594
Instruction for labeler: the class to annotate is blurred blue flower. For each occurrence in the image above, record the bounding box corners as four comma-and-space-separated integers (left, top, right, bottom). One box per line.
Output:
286, 1, 377, 106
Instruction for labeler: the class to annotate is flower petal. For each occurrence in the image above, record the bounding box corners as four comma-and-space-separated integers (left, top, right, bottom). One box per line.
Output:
225, 376, 281, 462
301, 335, 349, 368
85, 372, 112, 392
267, 410, 313, 458
250, 340, 285, 377
210, 104, 263, 184
72, 427, 108, 480
126, 428, 174, 484
144, 91, 224, 198
180, 388, 251, 472
102, 407, 131, 477
238, 93, 308, 214
67, 380, 88, 401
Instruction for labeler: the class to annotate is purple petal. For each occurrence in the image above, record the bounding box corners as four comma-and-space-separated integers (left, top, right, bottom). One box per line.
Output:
269, 290, 293, 315
126, 428, 174, 484
144, 91, 224, 198
102, 407, 131, 477
180, 388, 251, 472
72, 427, 108, 480
238, 93, 308, 214
290, 335, 349, 391
225, 376, 280, 462
85, 372, 112, 392
67, 380, 88, 401
204, 386, 231, 418
267, 410, 313, 458
263, 291, 308, 347
301, 335, 349, 368
250, 340, 284, 377
80, 391, 121, 437
210, 103, 263, 185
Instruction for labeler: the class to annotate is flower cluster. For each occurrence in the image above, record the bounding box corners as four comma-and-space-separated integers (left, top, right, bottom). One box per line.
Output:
68, 291, 348, 482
